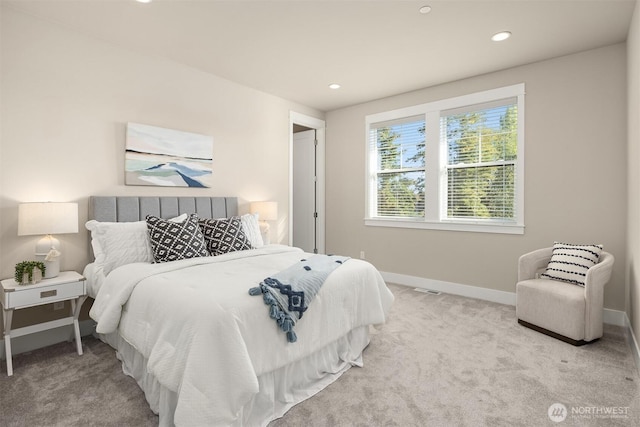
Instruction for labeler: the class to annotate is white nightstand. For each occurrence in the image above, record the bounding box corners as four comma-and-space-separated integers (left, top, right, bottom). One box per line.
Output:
1, 271, 87, 376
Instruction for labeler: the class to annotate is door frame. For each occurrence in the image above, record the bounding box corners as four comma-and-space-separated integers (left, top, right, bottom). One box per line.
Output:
289, 111, 326, 254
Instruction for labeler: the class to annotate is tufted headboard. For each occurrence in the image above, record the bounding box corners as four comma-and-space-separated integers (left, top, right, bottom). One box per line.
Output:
88, 196, 238, 222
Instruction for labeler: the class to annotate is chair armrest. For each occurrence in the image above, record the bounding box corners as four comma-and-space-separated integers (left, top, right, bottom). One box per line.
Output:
518, 247, 553, 281
584, 251, 614, 341
584, 251, 614, 295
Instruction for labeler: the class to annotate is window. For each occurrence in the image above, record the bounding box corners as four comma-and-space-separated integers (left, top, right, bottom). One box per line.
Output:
369, 116, 425, 218
366, 84, 525, 234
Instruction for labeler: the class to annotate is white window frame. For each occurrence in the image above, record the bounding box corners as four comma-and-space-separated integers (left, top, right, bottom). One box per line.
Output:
365, 84, 525, 234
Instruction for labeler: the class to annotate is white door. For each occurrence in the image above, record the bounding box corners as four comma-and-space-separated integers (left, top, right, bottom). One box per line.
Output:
293, 129, 316, 253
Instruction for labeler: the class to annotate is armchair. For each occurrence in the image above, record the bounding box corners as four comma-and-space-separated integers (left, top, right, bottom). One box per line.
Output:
516, 247, 614, 345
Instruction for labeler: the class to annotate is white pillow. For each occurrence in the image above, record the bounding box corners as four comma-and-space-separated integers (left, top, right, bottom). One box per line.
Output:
241, 213, 264, 248
86, 213, 188, 276
540, 242, 603, 286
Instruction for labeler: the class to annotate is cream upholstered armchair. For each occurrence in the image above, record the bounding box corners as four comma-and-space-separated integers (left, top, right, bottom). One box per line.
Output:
516, 247, 614, 346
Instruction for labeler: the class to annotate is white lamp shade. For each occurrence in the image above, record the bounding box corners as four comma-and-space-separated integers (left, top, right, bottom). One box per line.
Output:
250, 201, 278, 221
18, 202, 79, 236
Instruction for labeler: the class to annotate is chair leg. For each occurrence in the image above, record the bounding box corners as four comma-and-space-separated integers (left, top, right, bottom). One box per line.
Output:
517, 319, 596, 346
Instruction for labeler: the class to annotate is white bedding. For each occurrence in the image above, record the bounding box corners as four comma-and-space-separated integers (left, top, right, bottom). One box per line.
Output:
83, 262, 104, 298
89, 244, 393, 426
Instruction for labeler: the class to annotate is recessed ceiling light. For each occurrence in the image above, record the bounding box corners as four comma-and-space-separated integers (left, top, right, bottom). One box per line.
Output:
329, 83, 341, 90
419, 5, 432, 14
491, 31, 512, 42
136, 0, 152, 3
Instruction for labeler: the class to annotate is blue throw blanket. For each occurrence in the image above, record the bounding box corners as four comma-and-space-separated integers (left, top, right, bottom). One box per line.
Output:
249, 254, 349, 343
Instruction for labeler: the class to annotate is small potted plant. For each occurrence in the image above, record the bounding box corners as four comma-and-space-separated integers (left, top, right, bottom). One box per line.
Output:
14, 261, 46, 285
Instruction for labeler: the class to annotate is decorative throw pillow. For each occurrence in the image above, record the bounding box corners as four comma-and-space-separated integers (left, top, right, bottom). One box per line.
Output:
240, 213, 264, 248
146, 213, 209, 263
540, 242, 603, 286
199, 216, 253, 255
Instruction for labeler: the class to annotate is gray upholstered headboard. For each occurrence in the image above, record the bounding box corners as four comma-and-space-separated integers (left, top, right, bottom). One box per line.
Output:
88, 196, 238, 222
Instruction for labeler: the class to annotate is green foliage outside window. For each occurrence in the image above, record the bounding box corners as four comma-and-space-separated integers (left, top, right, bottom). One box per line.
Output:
446, 105, 517, 220
373, 104, 517, 221
376, 124, 425, 217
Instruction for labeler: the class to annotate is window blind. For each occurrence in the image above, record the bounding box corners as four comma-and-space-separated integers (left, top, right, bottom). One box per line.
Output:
443, 101, 518, 221
369, 116, 426, 218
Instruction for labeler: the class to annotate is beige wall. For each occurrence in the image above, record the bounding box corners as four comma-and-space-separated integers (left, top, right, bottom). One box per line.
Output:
325, 44, 628, 311
0, 8, 322, 328
627, 1, 639, 336
0, 1, 3, 279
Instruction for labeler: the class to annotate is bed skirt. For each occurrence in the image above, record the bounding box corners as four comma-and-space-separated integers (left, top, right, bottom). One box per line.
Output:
100, 325, 371, 426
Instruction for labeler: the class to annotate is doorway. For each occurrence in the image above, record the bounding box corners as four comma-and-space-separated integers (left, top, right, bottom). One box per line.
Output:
293, 128, 316, 252
289, 112, 325, 254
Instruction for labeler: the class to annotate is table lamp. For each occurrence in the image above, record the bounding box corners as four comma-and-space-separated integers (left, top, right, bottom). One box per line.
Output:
18, 202, 79, 278
250, 201, 278, 244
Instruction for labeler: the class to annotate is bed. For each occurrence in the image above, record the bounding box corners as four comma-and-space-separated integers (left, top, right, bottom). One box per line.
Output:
83, 196, 394, 426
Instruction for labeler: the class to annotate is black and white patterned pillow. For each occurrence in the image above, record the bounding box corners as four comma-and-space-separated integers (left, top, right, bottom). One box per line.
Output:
540, 242, 603, 286
198, 216, 253, 256
146, 214, 209, 263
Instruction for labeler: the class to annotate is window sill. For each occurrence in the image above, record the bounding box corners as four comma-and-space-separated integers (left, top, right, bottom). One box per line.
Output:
364, 218, 525, 235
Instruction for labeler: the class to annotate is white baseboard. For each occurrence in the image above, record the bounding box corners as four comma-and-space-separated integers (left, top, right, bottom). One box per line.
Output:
381, 271, 628, 326
382, 271, 518, 305
625, 315, 640, 375
0, 319, 95, 361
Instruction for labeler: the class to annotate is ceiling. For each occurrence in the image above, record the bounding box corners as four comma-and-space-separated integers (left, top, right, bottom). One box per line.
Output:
3, 0, 636, 112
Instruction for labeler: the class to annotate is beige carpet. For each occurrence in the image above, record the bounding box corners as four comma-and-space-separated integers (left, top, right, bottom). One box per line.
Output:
1, 283, 638, 426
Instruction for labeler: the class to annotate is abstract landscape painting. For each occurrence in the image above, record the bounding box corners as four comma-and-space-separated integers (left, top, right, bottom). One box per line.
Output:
125, 123, 213, 187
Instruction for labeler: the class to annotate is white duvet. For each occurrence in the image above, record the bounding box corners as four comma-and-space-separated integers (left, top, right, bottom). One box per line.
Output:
90, 245, 393, 426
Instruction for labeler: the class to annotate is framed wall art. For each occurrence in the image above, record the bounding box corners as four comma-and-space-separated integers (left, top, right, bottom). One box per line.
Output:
125, 122, 213, 188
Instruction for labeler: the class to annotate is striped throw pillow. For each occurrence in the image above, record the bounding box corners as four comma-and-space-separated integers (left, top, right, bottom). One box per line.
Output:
540, 242, 603, 286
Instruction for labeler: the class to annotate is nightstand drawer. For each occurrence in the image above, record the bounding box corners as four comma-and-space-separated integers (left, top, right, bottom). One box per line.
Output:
5, 280, 85, 309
